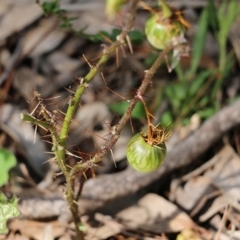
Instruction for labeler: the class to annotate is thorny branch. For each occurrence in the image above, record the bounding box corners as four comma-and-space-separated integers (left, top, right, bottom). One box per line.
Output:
71, 46, 172, 176
23, 0, 141, 238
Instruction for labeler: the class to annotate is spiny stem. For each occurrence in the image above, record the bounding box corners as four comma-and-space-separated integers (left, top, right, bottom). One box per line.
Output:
58, 0, 140, 165
23, 2, 175, 239
71, 46, 174, 176
55, 1, 140, 238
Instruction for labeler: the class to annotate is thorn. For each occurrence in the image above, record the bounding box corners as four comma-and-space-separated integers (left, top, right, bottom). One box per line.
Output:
100, 71, 107, 85
82, 54, 92, 68
139, 1, 155, 14
90, 168, 96, 178
110, 149, 117, 168
126, 35, 133, 54
54, 172, 63, 178
73, 200, 78, 205
120, 44, 126, 58
66, 150, 82, 159
83, 171, 88, 180
129, 116, 134, 133
30, 101, 41, 116
43, 156, 56, 164
105, 86, 127, 100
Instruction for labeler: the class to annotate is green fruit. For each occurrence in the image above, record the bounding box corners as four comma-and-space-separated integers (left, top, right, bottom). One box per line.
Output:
127, 132, 166, 172
145, 13, 185, 50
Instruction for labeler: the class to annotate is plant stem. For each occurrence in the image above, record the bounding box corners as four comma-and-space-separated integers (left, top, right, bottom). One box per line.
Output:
22, 42, 172, 239
71, 46, 173, 176
54, 0, 140, 238
23, 2, 175, 239
57, 0, 140, 165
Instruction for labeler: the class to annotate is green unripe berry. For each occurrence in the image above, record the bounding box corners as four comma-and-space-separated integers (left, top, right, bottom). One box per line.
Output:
145, 13, 185, 50
127, 132, 167, 172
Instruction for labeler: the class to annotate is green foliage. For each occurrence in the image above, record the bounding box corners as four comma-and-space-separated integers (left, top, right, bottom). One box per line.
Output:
217, 0, 239, 74
160, 69, 216, 125
180, 0, 239, 80
41, 0, 93, 39
0, 149, 17, 187
144, 52, 158, 67
128, 30, 145, 45
0, 192, 20, 234
186, 5, 209, 79
42, 0, 62, 16
109, 101, 146, 119
158, 0, 239, 126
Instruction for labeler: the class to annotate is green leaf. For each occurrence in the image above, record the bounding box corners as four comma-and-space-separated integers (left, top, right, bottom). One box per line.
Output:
0, 149, 17, 187
217, 0, 239, 73
165, 83, 187, 109
174, 64, 184, 81
109, 101, 146, 119
60, 21, 72, 29
221, 53, 235, 77
174, 85, 187, 101
0, 192, 21, 234
188, 69, 214, 97
144, 52, 158, 68
42, 0, 61, 16
197, 107, 215, 119
187, 5, 209, 78
128, 30, 144, 45
160, 111, 173, 126
208, 0, 218, 31
199, 96, 210, 108
218, 0, 239, 35
111, 28, 121, 40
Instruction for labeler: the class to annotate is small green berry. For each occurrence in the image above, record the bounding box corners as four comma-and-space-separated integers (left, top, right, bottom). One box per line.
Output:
127, 132, 167, 172
145, 12, 185, 50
